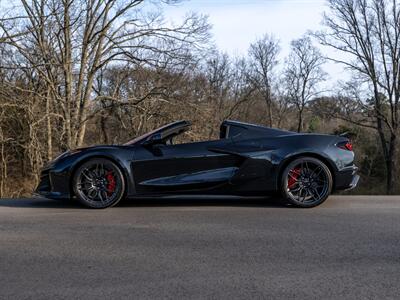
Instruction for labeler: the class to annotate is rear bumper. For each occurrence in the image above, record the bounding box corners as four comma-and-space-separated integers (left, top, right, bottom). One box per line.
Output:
334, 165, 360, 191
344, 174, 360, 191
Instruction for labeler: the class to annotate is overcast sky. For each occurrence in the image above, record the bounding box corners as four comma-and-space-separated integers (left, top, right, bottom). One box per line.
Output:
163, 0, 345, 88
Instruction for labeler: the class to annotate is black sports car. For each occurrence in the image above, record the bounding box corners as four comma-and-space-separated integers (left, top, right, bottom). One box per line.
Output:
35, 120, 359, 208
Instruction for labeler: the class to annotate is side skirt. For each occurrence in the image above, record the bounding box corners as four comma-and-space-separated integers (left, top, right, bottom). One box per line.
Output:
128, 195, 271, 200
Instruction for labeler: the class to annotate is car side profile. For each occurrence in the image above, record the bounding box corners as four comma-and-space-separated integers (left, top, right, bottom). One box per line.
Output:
35, 120, 359, 208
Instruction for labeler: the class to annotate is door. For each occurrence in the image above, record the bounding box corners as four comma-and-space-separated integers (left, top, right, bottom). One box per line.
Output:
131, 139, 243, 195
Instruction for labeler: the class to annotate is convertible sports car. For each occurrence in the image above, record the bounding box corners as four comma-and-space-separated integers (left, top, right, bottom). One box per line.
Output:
35, 120, 359, 208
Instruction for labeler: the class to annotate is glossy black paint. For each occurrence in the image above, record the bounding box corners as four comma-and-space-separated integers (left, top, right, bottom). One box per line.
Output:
35, 120, 359, 200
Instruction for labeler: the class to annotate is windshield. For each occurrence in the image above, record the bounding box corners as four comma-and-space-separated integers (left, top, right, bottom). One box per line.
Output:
123, 121, 190, 146
123, 127, 163, 146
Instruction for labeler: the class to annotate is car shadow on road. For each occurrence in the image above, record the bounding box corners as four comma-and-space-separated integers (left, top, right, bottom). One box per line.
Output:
119, 197, 286, 208
0, 197, 288, 209
0, 198, 82, 209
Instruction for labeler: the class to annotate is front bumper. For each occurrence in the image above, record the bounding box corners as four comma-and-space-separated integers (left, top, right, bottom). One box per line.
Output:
334, 165, 359, 191
34, 167, 71, 199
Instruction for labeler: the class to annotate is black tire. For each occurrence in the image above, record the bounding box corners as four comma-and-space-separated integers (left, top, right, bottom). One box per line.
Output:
72, 158, 125, 209
281, 157, 332, 208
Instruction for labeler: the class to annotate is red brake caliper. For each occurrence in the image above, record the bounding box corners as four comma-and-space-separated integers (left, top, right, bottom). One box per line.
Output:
288, 168, 301, 189
106, 171, 116, 196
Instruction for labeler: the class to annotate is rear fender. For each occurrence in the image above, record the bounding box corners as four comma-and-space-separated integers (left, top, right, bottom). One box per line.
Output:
274, 151, 338, 191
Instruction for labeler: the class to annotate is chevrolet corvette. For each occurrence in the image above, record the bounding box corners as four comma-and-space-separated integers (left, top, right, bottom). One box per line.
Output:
35, 120, 359, 208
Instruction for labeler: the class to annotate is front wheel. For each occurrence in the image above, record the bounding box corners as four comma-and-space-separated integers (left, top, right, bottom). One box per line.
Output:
72, 158, 125, 208
281, 157, 332, 208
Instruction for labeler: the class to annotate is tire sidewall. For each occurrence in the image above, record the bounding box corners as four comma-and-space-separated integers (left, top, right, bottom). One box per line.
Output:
281, 157, 333, 208
72, 158, 125, 209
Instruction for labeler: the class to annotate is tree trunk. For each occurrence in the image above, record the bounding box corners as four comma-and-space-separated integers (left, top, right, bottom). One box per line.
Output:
0, 128, 5, 198
63, 0, 73, 149
46, 92, 52, 161
265, 88, 273, 127
297, 109, 303, 133
267, 99, 273, 127
100, 114, 109, 144
385, 134, 398, 194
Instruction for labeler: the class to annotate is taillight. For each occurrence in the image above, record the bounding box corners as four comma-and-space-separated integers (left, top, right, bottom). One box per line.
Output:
337, 141, 353, 151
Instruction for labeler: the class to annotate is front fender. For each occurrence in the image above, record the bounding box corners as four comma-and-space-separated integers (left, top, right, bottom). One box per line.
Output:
50, 148, 136, 198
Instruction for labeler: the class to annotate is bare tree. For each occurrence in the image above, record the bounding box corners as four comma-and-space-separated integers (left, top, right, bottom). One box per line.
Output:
316, 0, 400, 194
248, 34, 280, 127
0, 0, 210, 149
284, 36, 326, 132
204, 51, 232, 110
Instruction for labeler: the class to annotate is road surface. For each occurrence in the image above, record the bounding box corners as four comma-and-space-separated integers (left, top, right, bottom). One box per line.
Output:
0, 196, 399, 299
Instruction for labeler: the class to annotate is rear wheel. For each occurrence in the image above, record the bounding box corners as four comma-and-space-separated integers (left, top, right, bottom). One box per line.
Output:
72, 158, 125, 208
281, 157, 332, 208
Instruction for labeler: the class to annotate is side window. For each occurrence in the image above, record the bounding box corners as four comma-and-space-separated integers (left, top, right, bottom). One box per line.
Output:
227, 126, 247, 139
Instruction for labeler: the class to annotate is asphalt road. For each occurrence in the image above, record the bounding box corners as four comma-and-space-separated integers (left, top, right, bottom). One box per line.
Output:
0, 196, 399, 299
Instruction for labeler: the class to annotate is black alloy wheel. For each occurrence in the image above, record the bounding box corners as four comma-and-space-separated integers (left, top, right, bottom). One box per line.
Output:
281, 157, 332, 208
73, 158, 125, 208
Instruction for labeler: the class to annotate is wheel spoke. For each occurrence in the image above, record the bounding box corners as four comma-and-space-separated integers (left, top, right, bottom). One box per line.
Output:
304, 161, 309, 174
311, 187, 321, 201
298, 188, 304, 202
310, 166, 321, 178
304, 188, 311, 201
290, 168, 301, 175
95, 164, 100, 177
87, 188, 98, 199
100, 164, 106, 176
81, 169, 94, 182
290, 181, 300, 189
78, 183, 93, 191
302, 189, 308, 202
98, 190, 105, 203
